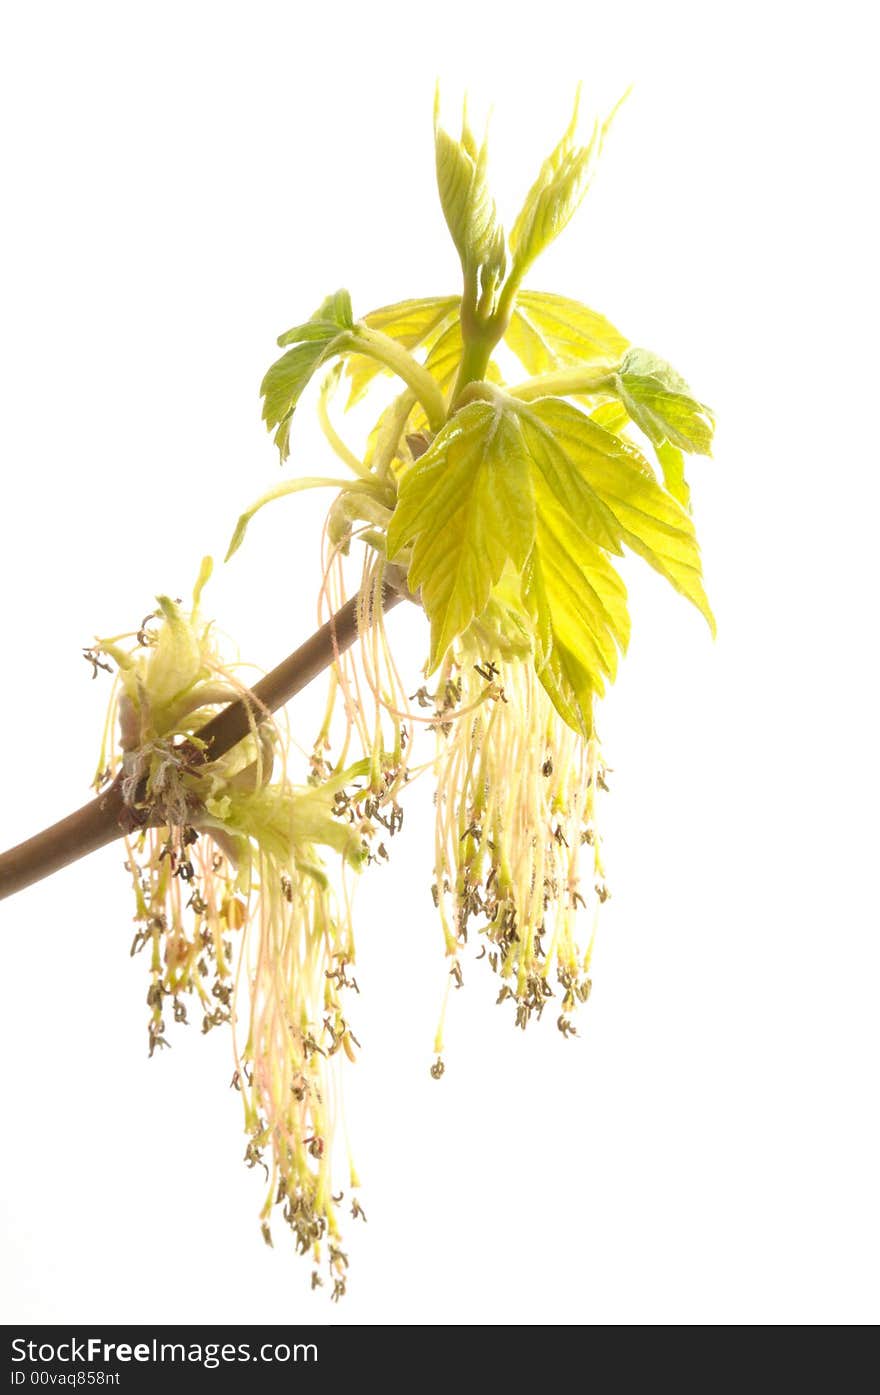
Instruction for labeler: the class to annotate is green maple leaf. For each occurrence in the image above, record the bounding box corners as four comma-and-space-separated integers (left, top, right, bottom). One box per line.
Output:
505, 290, 629, 375
261, 290, 355, 459
388, 391, 712, 733
614, 348, 715, 455
386, 400, 534, 666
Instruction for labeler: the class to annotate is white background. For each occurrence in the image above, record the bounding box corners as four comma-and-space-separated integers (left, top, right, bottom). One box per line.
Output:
1, 0, 877, 1326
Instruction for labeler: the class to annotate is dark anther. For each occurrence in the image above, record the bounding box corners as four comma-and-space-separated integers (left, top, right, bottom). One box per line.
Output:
82, 648, 113, 679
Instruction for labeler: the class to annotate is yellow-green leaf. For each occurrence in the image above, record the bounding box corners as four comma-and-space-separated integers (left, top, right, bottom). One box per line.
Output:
346, 296, 459, 407
509, 96, 595, 281
590, 399, 629, 434
527, 397, 715, 634
506, 291, 629, 376
508, 91, 626, 285
387, 385, 712, 732
516, 400, 624, 555
275, 289, 353, 347
388, 392, 632, 723
434, 96, 507, 296
614, 348, 715, 455
461, 563, 534, 662
654, 438, 691, 510
524, 487, 631, 733
387, 401, 535, 667
423, 318, 464, 396
590, 400, 657, 480
362, 296, 459, 344
262, 290, 355, 459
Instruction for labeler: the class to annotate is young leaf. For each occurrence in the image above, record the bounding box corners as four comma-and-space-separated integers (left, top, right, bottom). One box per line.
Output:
526, 486, 631, 729
388, 393, 632, 707
508, 91, 626, 287
589, 400, 658, 482
522, 526, 627, 735
590, 398, 635, 438
509, 94, 595, 282
434, 96, 507, 301
614, 348, 715, 455
389, 391, 712, 730
345, 296, 459, 407
654, 439, 691, 510
461, 563, 534, 662
422, 318, 465, 395
387, 401, 535, 667
506, 290, 629, 376
516, 400, 625, 554
526, 397, 715, 633
359, 296, 459, 344
262, 290, 355, 459
261, 346, 333, 459
276, 288, 353, 345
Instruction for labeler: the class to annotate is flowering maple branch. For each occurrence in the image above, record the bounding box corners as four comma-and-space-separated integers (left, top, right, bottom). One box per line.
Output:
0, 586, 405, 904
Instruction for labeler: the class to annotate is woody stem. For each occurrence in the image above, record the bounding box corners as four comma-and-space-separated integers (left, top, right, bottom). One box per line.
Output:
0, 585, 405, 904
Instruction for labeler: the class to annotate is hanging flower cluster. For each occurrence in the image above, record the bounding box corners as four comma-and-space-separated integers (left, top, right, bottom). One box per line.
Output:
91, 563, 387, 1296
91, 88, 714, 1293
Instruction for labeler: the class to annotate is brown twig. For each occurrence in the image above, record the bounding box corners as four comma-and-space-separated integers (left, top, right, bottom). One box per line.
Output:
0, 586, 405, 904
